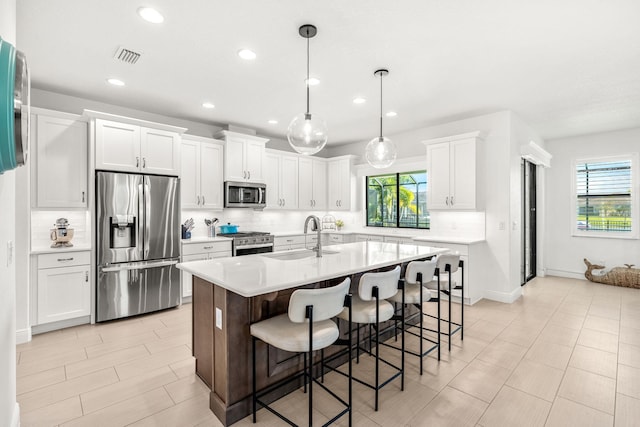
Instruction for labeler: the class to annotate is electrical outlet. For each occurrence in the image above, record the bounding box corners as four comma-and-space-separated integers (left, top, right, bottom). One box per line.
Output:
215, 307, 222, 329
498, 222, 505, 231
6, 241, 13, 267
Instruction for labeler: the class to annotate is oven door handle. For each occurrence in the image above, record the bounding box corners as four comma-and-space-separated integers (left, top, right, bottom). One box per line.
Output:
236, 243, 273, 251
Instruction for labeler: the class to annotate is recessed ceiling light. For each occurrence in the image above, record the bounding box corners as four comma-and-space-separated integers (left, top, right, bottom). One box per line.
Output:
386, 111, 398, 117
305, 77, 320, 86
238, 49, 256, 60
268, 119, 278, 125
202, 102, 215, 109
353, 97, 366, 104
107, 78, 125, 86
137, 7, 164, 24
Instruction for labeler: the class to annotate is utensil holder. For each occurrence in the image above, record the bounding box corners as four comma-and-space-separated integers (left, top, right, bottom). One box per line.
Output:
181, 225, 191, 239
208, 226, 216, 238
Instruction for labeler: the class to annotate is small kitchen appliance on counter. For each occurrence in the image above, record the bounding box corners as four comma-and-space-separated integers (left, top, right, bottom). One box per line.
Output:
50, 218, 74, 248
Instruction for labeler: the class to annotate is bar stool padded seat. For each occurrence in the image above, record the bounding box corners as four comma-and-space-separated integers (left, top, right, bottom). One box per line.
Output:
388, 282, 436, 304
250, 315, 340, 352
342, 297, 395, 324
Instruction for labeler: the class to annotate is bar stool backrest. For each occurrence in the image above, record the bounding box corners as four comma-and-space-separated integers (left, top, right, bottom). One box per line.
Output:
288, 277, 351, 323
358, 266, 401, 301
437, 254, 461, 274
405, 260, 438, 285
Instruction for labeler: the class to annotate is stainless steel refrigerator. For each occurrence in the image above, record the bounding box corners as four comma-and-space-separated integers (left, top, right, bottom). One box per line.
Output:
96, 171, 180, 322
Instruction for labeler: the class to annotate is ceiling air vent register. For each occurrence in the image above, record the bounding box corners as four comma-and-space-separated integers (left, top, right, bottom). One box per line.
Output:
113, 46, 141, 64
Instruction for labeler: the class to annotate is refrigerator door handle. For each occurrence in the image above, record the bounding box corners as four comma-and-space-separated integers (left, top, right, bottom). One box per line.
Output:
137, 180, 145, 260
144, 177, 151, 260
100, 259, 179, 273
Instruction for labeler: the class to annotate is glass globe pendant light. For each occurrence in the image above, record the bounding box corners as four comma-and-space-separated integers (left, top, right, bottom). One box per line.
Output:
287, 24, 328, 155
365, 69, 397, 168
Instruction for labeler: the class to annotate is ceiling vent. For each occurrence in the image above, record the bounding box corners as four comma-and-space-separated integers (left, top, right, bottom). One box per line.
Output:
113, 46, 142, 64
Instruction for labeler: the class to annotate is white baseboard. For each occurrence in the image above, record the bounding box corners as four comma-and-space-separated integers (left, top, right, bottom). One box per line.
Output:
11, 403, 20, 427
31, 316, 90, 335
16, 327, 31, 344
545, 269, 587, 281
484, 286, 523, 304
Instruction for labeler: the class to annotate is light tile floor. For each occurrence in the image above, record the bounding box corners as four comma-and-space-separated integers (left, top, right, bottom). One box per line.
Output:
16, 275, 640, 426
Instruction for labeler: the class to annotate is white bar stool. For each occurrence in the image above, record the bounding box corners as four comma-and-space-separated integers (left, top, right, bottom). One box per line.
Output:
250, 278, 352, 426
387, 259, 440, 374
334, 265, 404, 412
425, 254, 464, 351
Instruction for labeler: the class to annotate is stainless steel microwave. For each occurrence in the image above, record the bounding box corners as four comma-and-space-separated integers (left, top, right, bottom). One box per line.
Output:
224, 181, 266, 209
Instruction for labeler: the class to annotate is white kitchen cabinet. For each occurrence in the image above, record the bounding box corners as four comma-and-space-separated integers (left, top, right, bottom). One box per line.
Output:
91, 113, 185, 176
424, 131, 480, 210
216, 130, 269, 182
327, 156, 354, 210
36, 251, 91, 325
384, 236, 413, 244
31, 111, 88, 208
354, 234, 384, 242
265, 150, 298, 209
181, 240, 232, 298
326, 234, 353, 245
181, 135, 224, 209
298, 157, 327, 210
274, 234, 321, 251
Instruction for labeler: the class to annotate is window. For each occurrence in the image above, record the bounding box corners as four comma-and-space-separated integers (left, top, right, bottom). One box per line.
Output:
366, 171, 429, 229
574, 156, 637, 237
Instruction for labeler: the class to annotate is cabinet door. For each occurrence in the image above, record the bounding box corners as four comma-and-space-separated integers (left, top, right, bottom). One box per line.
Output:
37, 265, 90, 324
426, 142, 451, 209
312, 160, 327, 210
224, 137, 245, 181
298, 157, 314, 209
180, 140, 200, 209
280, 155, 298, 209
95, 119, 141, 172
244, 140, 265, 182
181, 254, 209, 298
327, 158, 350, 210
264, 152, 281, 209
200, 142, 224, 209
141, 127, 181, 176
35, 115, 88, 208
450, 138, 476, 209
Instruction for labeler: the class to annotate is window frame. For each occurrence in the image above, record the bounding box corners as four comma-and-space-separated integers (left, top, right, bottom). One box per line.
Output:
571, 153, 639, 239
365, 170, 429, 230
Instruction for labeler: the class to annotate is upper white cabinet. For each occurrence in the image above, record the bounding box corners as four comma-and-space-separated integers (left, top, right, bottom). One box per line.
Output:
424, 131, 481, 210
181, 135, 224, 209
31, 110, 88, 208
216, 130, 268, 182
327, 156, 354, 211
87, 110, 186, 176
265, 150, 299, 209
298, 157, 327, 210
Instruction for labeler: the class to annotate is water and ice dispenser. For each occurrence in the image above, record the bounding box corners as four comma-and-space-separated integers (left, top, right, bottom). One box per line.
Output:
110, 215, 136, 248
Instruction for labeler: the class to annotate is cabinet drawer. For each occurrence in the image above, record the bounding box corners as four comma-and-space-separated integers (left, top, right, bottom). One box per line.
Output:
182, 254, 209, 263
38, 251, 90, 269
275, 235, 306, 246
182, 241, 232, 256
329, 234, 344, 243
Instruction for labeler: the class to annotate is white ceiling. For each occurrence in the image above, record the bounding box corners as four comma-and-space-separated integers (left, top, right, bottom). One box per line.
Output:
16, 0, 640, 145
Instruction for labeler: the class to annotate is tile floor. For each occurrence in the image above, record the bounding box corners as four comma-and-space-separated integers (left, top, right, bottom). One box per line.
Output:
16, 275, 640, 426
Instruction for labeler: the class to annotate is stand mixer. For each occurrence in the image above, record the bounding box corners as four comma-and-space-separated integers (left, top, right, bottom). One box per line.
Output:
50, 218, 74, 248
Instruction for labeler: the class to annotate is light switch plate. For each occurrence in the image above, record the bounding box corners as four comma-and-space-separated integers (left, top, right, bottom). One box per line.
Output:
215, 307, 222, 329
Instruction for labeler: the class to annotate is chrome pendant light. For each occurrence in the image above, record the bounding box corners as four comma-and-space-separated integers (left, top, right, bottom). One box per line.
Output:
287, 24, 328, 155
365, 69, 397, 168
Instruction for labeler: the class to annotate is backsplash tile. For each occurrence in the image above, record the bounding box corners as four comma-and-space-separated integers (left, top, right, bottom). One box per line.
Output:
31, 211, 90, 249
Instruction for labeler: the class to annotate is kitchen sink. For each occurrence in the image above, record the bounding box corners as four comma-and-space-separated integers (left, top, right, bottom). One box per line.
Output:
262, 249, 339, 261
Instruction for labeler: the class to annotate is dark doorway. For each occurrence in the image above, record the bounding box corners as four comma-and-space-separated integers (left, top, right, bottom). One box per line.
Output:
522, 159, 537, 285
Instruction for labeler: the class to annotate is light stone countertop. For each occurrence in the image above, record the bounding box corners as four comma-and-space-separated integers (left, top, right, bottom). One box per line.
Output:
31, 243, 92, 255
271, 229, 485, 245
181, 236, 233, 244
178, 241, 448, 298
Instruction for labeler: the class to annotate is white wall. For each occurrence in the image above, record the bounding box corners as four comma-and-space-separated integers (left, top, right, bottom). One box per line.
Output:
1, 0, 20, 424
328, 111, 525, 303
545, 127, 640, 278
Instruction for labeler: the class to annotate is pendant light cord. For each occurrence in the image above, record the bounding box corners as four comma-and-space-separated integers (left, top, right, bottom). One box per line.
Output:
306, 30, 310, 115
379, 72, 383, 139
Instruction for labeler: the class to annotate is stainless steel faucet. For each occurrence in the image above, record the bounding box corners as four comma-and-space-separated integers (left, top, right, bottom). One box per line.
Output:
304, 215, 322, 257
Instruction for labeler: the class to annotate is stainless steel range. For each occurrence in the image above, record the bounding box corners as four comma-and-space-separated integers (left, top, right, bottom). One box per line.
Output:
219, 231, 274, 256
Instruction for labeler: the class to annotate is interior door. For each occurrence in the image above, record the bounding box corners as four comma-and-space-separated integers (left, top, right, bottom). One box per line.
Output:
521, 159, 537, 285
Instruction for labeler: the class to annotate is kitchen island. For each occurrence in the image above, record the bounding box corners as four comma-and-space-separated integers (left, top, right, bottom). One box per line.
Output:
178, 241, 448, 425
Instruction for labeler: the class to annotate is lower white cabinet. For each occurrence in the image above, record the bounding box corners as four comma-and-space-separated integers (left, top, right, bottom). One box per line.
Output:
274, 234, 323, 251
36, 251, 91, 325
326, 234, 353, 245
354, 234, 384, 243
384, 236, 413, 244
181, 240, 232, 298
